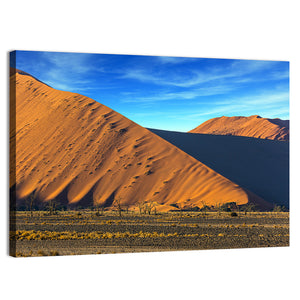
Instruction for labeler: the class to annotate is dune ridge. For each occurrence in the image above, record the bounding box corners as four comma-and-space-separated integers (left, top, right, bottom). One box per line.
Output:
189, 115, 289, 141
10, 69, 269, 211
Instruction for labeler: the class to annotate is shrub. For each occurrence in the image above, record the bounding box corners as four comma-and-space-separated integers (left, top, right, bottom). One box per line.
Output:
230, 212, 238, 217
273, 204, 286, 212
242, 203, 257, 215
37, 250, 47, 256
220, 204, 231, 212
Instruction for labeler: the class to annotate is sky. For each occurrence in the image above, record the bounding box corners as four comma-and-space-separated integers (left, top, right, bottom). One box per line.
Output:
12, 50, 289, 132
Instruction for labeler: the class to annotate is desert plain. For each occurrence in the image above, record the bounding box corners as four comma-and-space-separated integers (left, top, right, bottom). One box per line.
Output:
10, 209, 289, 257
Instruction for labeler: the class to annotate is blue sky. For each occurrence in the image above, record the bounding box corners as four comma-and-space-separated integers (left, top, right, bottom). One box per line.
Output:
13, 50, 289, 132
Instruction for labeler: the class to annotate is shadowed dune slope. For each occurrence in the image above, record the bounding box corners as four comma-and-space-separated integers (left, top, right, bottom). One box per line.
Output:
10, 70, 270, 211
189, 115, 289, 141
149, 128, 289, 208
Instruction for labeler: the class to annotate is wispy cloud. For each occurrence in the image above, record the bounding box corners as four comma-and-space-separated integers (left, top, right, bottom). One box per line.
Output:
121, 69, 159, 84
121, 84, 235, 103
229, 60, 276, 75
155, 56, 197, 64
38, 52, 105, 92
120, 68, 213, 87
269, 69, 289, 80
42, 52, 95, 73
120, 59, 287, 89
182, 91, 289, 120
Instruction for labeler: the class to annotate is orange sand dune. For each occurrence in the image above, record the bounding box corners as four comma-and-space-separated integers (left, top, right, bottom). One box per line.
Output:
189, 115, 289, 141
10, 70, 270, 210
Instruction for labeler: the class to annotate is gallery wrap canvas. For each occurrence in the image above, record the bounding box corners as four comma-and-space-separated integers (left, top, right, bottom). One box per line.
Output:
9, 50, 289, 257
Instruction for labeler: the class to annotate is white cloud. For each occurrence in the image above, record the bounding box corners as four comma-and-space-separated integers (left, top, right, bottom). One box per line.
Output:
121, 59, 287, 88
42, 52, 94, 73
121, 69, 159, 84
38, 52, 105, 92
121, 84, 236, 103
156, 56, 197, 64
184, 91, 289, 120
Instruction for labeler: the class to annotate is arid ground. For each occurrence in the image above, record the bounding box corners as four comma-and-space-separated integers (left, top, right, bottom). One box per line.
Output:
10, 210, 289, 257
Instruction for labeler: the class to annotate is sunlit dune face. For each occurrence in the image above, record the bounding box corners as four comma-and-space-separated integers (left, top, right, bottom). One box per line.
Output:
190, 115, 289, 141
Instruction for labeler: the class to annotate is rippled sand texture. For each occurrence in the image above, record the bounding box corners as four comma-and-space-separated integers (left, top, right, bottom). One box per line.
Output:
10, 69, 268, 211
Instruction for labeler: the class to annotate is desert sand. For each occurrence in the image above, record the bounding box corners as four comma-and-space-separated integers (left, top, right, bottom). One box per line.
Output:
150, 128, 289, 208
189, 115, 289, 141
10, 69, 269, 211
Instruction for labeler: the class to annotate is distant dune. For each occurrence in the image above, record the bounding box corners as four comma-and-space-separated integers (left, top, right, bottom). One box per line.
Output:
189, 115, 289, 141
149, 128, 289, 208
10, 69, 269, 211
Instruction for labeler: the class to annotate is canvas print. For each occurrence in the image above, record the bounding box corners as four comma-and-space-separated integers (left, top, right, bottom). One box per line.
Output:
9, 51, 289, 257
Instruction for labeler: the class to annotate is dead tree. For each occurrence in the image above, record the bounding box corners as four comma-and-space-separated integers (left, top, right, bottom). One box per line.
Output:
177, 203, 184, 218
201, 201, 209, 217
26, 192, 36, 218
244, 203, 256, 216
47, 200, 56, 215
137, 202, 145, 215
95, 203, 105, 216
215, 202, 222, 217
114, 198, 122, 217
144, 201, 156, 215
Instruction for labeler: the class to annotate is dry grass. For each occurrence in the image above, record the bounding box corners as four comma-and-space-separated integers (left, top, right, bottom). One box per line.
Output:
10, 210, 289, 257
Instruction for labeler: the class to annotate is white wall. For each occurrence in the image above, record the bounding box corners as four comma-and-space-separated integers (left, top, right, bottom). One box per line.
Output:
1, 1, 299, 299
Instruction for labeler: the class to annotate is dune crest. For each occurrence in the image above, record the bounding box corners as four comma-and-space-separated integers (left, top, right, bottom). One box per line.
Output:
10, 70, 269, 210
189, 115, 289, 141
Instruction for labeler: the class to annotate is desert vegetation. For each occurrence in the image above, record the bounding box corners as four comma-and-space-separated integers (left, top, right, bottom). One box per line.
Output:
10, 203, 289, 257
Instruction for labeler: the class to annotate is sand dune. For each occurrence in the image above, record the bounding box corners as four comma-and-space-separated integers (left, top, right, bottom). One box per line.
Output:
10, 69, 269, 211
149, 128, 289, 208
189, 115, 289, 141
